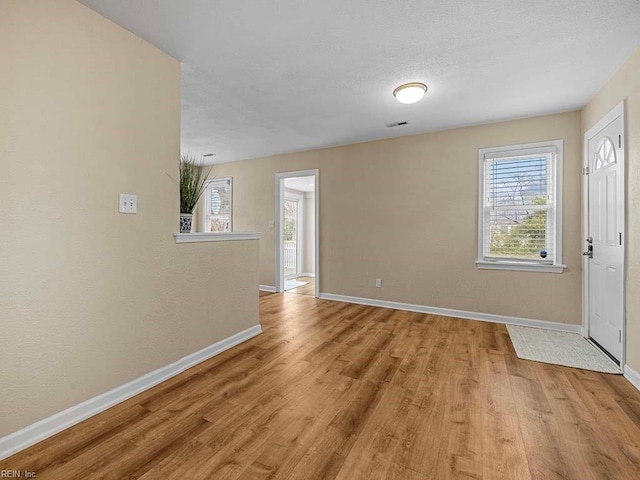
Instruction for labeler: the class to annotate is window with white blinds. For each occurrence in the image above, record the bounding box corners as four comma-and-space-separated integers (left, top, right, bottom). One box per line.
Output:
203, 177, 233, 233
477, 140, 565, 273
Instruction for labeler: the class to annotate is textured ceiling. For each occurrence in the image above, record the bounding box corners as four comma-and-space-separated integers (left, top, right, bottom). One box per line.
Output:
80, 0, 640, 163
285, 176, 316, 193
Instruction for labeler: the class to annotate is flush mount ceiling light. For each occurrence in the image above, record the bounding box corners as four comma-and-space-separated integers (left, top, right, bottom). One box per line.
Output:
393, 82, 427, 104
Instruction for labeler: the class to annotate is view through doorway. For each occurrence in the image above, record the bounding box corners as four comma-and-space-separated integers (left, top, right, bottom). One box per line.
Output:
285, 276, 315, 296
283, 190, 303, 280
275, 170, 319, 297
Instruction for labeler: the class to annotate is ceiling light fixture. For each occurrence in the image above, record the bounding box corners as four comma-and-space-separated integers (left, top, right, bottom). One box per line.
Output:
393, 82, 427, 104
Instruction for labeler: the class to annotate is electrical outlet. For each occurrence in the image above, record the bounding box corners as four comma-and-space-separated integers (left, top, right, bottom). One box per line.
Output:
119, 193, 137, 214
268, 220, 275, 228
375, 278, 382, 288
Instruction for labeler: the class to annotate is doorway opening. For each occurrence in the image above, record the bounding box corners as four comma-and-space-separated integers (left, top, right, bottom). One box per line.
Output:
275, 170, 319, 297
583, 101, 626, 366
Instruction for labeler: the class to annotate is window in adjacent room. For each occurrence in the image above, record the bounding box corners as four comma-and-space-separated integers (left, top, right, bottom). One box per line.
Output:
203, 177, 233, 232
477, 140, 564, 273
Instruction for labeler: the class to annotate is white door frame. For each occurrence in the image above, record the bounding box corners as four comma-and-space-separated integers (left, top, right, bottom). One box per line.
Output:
582, 101, 626, 366
275, 169, 319, 297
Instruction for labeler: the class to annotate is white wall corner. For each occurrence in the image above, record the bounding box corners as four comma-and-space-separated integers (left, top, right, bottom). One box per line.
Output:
623, 364, 640, 392
0, 324, 262, 461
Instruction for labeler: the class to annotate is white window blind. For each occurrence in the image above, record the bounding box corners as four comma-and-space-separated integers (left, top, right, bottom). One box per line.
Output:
477, 140, 564, 272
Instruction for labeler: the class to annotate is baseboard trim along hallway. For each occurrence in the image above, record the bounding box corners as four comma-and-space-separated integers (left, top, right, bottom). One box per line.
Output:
0, 324, 263, 461
3, 293, 640, 477
294, 289, 640, 394
624, 364, 640, 392
318, 292, 583, 335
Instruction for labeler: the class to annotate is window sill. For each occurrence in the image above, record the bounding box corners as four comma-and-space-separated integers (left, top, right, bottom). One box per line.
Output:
174, 232, 261, 244
475, 260, 566, 273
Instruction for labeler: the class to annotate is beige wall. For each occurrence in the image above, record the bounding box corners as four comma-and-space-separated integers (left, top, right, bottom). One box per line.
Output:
582, 47, 640, 371
0, 0, 258, 438
213, 111, 583, 324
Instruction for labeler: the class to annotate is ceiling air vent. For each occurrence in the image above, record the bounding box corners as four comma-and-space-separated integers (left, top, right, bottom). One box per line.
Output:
386, 121, 408, 128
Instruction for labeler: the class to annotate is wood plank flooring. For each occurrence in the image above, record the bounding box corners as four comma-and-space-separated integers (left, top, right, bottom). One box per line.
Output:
286, 277, 315, 296
3, 292, 640, 479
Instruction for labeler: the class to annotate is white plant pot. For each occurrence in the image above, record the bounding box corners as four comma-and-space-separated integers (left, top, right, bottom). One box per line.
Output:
179, 213, 193, 233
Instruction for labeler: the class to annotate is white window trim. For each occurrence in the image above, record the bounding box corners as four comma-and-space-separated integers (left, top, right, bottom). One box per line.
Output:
476, 139, 566, 274
203, 177, 233, 233
174, 232, 260, 243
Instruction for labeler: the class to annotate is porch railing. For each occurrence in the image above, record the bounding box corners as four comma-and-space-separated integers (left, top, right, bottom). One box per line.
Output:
284, 241, 296, 270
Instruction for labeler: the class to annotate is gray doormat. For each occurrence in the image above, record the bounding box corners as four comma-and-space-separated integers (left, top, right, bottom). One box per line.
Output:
506, 325, 622, 374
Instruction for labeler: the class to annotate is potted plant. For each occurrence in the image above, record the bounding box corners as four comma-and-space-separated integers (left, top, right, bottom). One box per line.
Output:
179, 153, 213, 233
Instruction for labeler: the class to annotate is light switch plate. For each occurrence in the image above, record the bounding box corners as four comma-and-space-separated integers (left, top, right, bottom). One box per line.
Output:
119, 193, 137, 214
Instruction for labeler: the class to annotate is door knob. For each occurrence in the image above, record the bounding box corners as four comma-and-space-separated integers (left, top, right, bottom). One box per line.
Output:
583, 245, 593, 258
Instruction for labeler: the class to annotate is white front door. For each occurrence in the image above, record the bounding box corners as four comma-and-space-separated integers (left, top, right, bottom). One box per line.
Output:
586, 106, 625, 362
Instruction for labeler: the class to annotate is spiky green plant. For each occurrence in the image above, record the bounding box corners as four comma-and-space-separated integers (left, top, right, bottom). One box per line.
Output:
180, 153, 213, 214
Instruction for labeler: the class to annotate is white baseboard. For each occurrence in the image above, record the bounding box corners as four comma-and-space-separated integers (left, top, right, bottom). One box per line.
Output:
0, 324, 262, 461
624, 364, 640, 392
259, 285, 276, 292
301, 273, 316, 278
318, 293, 582, 334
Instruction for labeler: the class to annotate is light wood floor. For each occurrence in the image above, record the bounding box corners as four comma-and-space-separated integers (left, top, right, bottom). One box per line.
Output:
3, 293, 640, 479
286, 277, 315, 296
